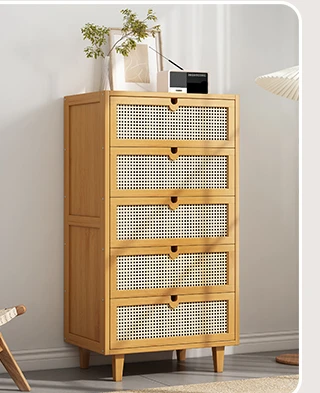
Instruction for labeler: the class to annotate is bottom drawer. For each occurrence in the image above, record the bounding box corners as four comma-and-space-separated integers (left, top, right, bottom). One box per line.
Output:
110, 293, 235, 349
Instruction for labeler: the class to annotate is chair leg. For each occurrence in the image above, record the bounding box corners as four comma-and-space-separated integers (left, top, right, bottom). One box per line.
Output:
0, 333, 31, 391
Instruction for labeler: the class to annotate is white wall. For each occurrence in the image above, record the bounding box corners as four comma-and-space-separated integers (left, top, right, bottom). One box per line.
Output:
0, 4, 299, 371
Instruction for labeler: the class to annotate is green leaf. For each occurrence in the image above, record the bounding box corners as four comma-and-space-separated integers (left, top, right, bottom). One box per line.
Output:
82, 8, 160, 59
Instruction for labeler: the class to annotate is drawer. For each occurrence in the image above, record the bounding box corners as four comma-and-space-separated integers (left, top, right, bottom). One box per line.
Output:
110, 293, 235, 349
110, 96, 235, 148
110, 147, 235, 197
110, 245, 235, 298
110, 196, 235, 247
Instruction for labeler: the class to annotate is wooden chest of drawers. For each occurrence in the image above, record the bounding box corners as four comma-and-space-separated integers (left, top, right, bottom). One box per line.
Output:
64, 91, 239, 381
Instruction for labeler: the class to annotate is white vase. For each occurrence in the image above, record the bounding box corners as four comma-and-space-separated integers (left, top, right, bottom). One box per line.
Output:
100, 56, 110, 91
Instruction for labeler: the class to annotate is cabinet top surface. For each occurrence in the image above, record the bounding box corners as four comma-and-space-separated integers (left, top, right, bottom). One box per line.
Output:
64, 90, 238, 101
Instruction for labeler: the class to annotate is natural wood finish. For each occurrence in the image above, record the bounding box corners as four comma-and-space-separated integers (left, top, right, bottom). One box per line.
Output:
212, 346, 225, 372
64, 91, 103, 105
69, 102, 102, 217
110, 294, 235, 349
176, 349, 186, 361
109, 91, 237, 100
79, 347, 90, 369
110, 245, 235, 298
67, 216, 101, 228
275, 353, 299, 366
234, 95, 240, 344
63, 334, 104, 354
112, 354, 125, 382
64, 91, 239, 378
66, 90, 238, 101
107, 339, 237, 355
69, 226, 101, 342
64, 92, 106, 354
110, 196, 235, 248
66, 335, 238, 356
110, 96, 235, 107
110, 147, 235, 197
15, 305, 27, 316
64, 95, 71, 352
0, 333, 31, 391
102, 91, 109, 355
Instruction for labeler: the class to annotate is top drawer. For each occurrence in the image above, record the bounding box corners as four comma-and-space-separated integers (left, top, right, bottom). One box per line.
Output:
110, 96, 235, 148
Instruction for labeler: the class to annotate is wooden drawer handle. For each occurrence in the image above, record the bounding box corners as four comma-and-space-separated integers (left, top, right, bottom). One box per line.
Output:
169, 196, 179, 210
169, 295, 179, 309
169, 245, 179, 259
169, 147, 179, 160
169, 98, 179, 111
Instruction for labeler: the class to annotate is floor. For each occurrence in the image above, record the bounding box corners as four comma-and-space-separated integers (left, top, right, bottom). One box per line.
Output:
0, 349, 299, 393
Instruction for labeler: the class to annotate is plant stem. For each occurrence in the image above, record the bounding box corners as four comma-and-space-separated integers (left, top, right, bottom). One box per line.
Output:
106, 32, 132, 57
106, 16, 153, 57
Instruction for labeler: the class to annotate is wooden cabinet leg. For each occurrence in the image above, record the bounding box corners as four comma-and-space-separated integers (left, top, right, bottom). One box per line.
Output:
79, 347, 90, 369
176, 349, 186, 361
112, 354, 125, 382
0, 333, 31, 391
212, 346, 225, 372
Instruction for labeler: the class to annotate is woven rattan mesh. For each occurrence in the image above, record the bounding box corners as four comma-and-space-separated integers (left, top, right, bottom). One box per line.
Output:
116, 105, 228, 140
116, 252, 227, 290
117, 204, 228, 240
116, 300, 228, 340
117, 155, 228, 190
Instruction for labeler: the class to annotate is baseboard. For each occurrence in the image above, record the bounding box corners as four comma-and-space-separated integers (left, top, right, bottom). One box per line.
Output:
177, 330, 299, 359
1, 330, 298, 372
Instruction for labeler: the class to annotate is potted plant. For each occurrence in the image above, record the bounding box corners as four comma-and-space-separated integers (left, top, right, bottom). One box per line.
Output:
81, 8, 161, 90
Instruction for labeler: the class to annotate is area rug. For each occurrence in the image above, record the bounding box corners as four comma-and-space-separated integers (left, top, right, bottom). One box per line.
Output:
108, 375, 299, 393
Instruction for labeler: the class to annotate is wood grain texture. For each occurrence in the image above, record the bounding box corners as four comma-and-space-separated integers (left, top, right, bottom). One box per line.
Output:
64, 92, 239, 376
64, 92, 106, 354
69, 226, 101, 342
0, 333, 31, 391
69, 102, 102, 217
176, 349, 186, 361
15, 305, 27, 316
79, 348, 90, 369
112, 354, 125, 382
212, 346, 225, 372
234, 95, 240, 344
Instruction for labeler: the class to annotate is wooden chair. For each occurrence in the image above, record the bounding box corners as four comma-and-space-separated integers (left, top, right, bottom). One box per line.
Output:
0, 305, 31, 391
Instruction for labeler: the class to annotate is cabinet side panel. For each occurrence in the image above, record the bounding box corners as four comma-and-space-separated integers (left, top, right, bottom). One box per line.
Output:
69, 103, 102, 217
235, 95, 240, 343
69, 226, 101, 342
64, 92, 106, 353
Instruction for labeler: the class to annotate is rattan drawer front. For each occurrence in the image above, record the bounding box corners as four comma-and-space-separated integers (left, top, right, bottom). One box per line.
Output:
111, 197, 235, 247
110, 97, 235, 147
110, 293, 235, 349
110, 245, 235, 298
111, 148, 235, 197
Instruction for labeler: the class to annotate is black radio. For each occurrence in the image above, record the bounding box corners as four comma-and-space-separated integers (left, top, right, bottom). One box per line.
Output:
157, 71, 208, 94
